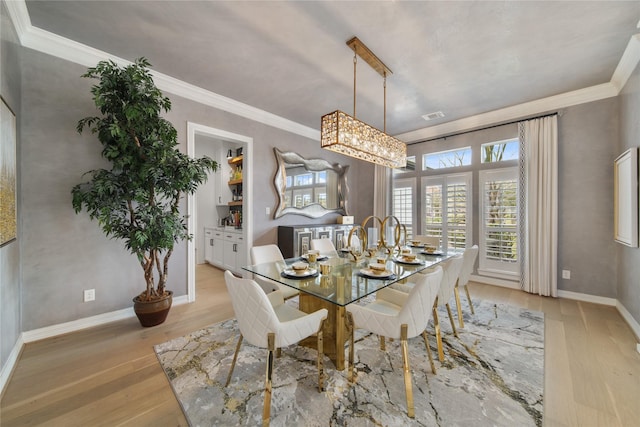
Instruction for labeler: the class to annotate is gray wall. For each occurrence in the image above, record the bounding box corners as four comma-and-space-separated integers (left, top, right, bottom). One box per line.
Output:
0, 1, 22, 373
618, 60, 640, 324
19, 49, 374, 331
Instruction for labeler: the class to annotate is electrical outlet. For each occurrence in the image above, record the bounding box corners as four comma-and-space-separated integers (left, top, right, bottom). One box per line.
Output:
562, 270, 571, 280
84, 289, 95, 302
265, 206, 270, 215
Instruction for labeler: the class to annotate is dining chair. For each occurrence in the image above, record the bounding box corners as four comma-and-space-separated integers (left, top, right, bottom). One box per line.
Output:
310, 238, 338, 258
454, 245, 479, 328
223, 271, 328, 426
414, 235, 440, 248
345, 267, 443, 418
432, 254, 464, 361
250, 244, 299, 300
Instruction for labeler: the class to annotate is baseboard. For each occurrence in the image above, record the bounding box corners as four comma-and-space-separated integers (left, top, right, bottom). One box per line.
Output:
470, 274, 521, 290
557, 290, 617, 306
22, 295, 190, 344
0, 334, 24, 398
616, 300, 640, 343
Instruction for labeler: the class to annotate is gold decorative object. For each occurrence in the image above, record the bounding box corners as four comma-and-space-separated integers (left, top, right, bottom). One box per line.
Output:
321, 37, 406, 169
346, 225, 367, 262
380, 215, 405, 253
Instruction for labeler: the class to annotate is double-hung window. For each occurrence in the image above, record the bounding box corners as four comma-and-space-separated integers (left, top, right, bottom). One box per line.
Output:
422, 173, 471, 250
478, 167, 518, 278
392, 178, 415, 238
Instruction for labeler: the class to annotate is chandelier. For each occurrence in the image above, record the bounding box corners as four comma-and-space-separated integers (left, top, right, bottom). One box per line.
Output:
321, 37, 406, 169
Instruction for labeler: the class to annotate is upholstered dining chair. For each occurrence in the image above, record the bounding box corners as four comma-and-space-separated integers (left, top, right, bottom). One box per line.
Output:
223, 271, 328, 426
432, 254, 464, 361
310, 238, 338, 258
454, 245, 479, 328
250, 244, 299, 300
414, 235, 440, 248
345, 267, 443, 418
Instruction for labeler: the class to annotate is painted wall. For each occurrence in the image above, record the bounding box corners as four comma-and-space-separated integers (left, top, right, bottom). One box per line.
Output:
0, 0, 22, 373
618, 59, 640, 326
19, 49, 374, 331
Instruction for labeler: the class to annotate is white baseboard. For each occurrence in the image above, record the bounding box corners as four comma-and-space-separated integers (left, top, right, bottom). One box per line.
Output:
0, 334, 24, 398
470, 274, 521, 290
22, 295, 189, 343
616, 300, 640, 343
557, 290, 617, 306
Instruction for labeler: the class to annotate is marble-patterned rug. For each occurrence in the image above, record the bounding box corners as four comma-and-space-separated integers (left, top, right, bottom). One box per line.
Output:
154, 298, 543, 426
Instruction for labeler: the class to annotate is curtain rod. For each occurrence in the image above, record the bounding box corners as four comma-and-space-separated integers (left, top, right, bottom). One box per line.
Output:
407, 111, 559, 145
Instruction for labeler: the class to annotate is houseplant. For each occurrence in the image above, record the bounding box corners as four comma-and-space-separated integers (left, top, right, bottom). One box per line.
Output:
72, 57, 217, 326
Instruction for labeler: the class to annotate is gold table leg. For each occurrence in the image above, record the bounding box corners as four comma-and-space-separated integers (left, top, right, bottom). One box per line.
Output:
299, 293, 347, 370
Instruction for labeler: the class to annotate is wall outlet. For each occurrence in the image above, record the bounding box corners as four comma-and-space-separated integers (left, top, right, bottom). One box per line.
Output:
562, 270, 571, 280
84, 289, 95, 302
265, 206, 270, 215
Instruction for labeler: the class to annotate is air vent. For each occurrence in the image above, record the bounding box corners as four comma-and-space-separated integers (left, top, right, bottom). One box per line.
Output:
422, 111, 445, 121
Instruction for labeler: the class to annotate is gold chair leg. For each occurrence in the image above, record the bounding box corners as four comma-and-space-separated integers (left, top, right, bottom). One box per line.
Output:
421, 330, 437, 375
379, 335, 386, 351
263, 333, 275, 427
465, 285, 475, 314
433, 301, 444, 362
445, 303, 458, 338
346, 311, 355, 382
454, 285, 464, 329
400, 324, 415, 418
317, 318, 325, 392
225, 334, 243, 387
276, 348, 282, 358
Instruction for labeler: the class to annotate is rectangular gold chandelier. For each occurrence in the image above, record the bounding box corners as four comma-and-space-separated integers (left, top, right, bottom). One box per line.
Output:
321, 110, 406, 168
321, 37, 407, 169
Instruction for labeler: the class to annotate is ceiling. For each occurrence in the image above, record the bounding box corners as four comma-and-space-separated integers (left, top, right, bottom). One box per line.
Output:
24, 1, 640, 140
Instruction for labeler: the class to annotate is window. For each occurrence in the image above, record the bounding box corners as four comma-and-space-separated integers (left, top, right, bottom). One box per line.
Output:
392, 178, 415, 239
478, 167, 519, 278
422, 173, 471, 250
423, 147, 472, 170
481, 139, 518, 163
393, 156, 416, 175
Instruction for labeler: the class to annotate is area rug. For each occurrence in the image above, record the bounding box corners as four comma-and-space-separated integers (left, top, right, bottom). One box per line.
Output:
154, 298, 543, 426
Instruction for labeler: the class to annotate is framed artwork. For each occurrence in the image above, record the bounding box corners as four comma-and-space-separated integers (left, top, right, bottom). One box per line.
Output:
0, 97, 17, 247
296, 230, 312, 257
614, 147, 638, 247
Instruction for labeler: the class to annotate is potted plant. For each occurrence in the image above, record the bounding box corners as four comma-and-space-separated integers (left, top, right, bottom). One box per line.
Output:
72, 58, 217, 327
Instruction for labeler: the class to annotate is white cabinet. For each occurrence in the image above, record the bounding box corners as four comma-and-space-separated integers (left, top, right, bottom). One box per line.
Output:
215, 149, 233, 206
212, 229, 224, 266
207, 228, 245, 274
204, 227, 215, 264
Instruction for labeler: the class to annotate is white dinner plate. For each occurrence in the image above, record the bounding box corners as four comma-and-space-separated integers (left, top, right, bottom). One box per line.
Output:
282, 268, 318, 278
420, 251, 444, 256
300, 254, 329, 261
359, 268, 395, 279
393, 256, 425, 265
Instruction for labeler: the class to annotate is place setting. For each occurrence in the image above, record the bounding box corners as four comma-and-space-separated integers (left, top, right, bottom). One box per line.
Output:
299, 249, 328, 262
358, 261, 396, 279
281, 261, 319, 279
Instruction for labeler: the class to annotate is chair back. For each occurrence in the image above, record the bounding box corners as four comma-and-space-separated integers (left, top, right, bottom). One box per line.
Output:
250, 244, 285, 265
415, 235, 440, 248
437, 254, 464, 303
224, 270, 280, 348
311, 238, 338, 257
459, 245, 479, 287
342, 234, 361, 251
398, 266, 443, 338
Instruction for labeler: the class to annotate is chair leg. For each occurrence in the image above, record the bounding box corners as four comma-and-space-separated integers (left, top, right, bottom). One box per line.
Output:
433, 300, 444, 362
263, 333, 275, 427
445, 303, 458, 338
379, 335, 386, 351
346, 311, 355, 383
400, 324, 415, 418
317, 318, 325, 392
421, 330, 437, 375
225, 334, 243, 387
465, 285, 475, 314
454, 285, 465, 329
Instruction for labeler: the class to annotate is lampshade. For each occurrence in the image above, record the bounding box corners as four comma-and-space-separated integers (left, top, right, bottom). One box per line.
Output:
321, 110, 407, 169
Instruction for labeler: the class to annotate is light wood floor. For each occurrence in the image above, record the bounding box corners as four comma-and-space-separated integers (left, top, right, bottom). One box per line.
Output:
1, 264, 639, 426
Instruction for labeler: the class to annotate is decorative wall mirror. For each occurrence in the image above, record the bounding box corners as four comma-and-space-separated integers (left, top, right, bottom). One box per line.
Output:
273, 148, 349, 219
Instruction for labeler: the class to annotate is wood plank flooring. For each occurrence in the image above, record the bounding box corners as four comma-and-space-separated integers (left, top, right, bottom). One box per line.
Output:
1, 264, 639, 426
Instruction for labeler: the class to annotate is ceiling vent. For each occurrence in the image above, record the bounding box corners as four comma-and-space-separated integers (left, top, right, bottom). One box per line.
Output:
422, 111, 445, 121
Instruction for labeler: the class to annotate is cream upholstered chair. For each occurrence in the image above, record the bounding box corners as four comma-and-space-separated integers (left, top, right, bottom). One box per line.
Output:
454, 245, 479, 328
414, 235, 440, 248
224, 271, 328, 426
345, 267, 443, 418
310, 238, 338, 258
432, 254, 464, 361
250, 244, 299, 300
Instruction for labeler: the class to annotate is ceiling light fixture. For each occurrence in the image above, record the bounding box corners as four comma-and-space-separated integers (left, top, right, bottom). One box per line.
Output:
321, 37, 406, 169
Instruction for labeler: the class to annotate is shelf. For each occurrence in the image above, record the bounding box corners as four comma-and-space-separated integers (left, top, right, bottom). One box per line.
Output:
228, 201, 243, 207
228, 155, 243, 165
228, 179, 243, 186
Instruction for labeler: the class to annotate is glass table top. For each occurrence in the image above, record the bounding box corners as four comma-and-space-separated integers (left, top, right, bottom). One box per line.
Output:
243, 247, 458, 307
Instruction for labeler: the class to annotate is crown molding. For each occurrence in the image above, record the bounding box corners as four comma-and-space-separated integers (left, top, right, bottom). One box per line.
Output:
5, 0, 320, 141
611, 33, 640, 93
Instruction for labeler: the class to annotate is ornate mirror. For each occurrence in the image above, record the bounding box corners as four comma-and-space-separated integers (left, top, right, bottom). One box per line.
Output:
273, 148, 349, 219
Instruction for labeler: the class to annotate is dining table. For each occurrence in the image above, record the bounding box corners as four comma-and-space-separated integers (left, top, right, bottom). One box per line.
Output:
243, 246, 456, 370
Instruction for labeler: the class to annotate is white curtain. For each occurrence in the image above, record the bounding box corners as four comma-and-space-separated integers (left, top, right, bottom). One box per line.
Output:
518, 115, 558, 297
373, 164, 390, 219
